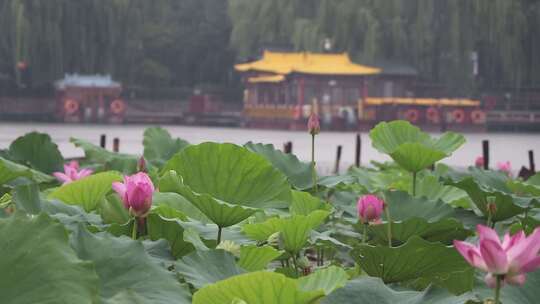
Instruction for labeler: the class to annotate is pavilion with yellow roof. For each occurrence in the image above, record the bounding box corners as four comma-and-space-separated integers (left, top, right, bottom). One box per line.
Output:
235, 50, 483, 130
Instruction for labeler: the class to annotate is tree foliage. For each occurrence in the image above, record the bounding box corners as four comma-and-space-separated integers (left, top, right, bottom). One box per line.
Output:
0, 0, 234, 88
229, 0, 540, 94
0, 0, 539, 94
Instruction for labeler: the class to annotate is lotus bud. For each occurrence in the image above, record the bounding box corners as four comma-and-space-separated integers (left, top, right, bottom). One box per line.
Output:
216, 240, 241, 257
112, 172, 155, 218
357, 194, 385, 224
486, 196, 497, 216
297, 256, 310, 269
497, 161, 512, 177
267, 231, 281, 248
137, 156, 147, 173
475, 156, 485, 168
307, 113, 320, 135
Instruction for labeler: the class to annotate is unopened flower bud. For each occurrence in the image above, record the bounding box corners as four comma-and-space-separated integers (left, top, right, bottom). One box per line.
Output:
112, 172, 155, 218
267, 232, 281, 248
297, 256, 311, 269
138, 156, 147, 173
486, 196, 497, 215
216, 240, 241, 257
307, 113, 320, 135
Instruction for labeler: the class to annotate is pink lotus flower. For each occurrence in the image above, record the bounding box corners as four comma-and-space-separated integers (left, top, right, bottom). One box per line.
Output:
357, 194, 385, 224
112, 172, 155, 217
475, 156, 484, 168
308, 113, 320, 135
497, 161, 512, 176
454, 225, 540, 288
53, 161, 93, 185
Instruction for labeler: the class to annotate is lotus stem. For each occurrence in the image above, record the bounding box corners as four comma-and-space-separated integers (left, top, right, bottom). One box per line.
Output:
292, 254, 299, 276
494, 275, 502, 304
131, 217, 138, 240
412, 171, 417, 196
385, 207, 392, 247
217, 226, 223, 244
311, 134, 318, 193
362, 223, 368, 244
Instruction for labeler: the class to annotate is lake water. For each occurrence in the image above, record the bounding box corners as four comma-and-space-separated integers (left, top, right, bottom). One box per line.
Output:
0, 122, 538, 174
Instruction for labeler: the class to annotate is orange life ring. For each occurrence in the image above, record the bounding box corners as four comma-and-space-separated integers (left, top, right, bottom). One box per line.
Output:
64, 99, 79, 115
404, 109, 419, 123
470, 110, 486, 124
452, 109, 466, 123
110, 99, 126, 115
426, 107, 440, 123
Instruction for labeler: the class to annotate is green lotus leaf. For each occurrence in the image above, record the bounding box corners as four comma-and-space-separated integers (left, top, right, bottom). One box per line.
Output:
49, 171, 122, 212
238, 245, 282, 271
0, 156, 53, 185
243, 217, 285, 242
182, 227, 210, 251
12, 182, 43, 214
383, 190, 456, 221
310, 230, 352, 249
508, 180, 540, 196
152, 192, 210, 223
290, 190, 331, 215
147, 213, 195, 258
444, 168, 530, 221
70, 226, 191, 303
175, 249, 245, 289
178, 219, 250, 245
245, 142, 313, 190
192, 271, 325, 304
527, 173, 540, 185
414, 175, 472, 208
281, 210, 330, 254
351, 236, 473, 294
0, 213, 100, 303
347, 166, 410, 193
298, 266, 349, 295
8, 132, 64, 174
151, 204, 188, 221
162, 142, 291, 209
71, 138, 138, 174
141, 238, 175, 266
243, 210, 329, 254
160, 142, 292, 228
370, 121, 465, 172
143, 127, 189, 167
321, 277, 477, 304
160, 170, 257, 228
13, 182, 105, 230
317, 174, 359, 189
98, 193, 130, 225
368, 217, 472, 245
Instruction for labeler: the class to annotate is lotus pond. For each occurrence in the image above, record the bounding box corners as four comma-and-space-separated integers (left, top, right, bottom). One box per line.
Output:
1, 120, 540, 304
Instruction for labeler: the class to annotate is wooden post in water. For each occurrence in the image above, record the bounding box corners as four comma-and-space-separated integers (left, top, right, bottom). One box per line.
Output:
100, 134, 106, 148
482, 140, 490, 170
355, 134, 361, 167
334, 145, 342, 174
113, 138, 120, 153
283, 141, 293, 154
529, 150, 536, 173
